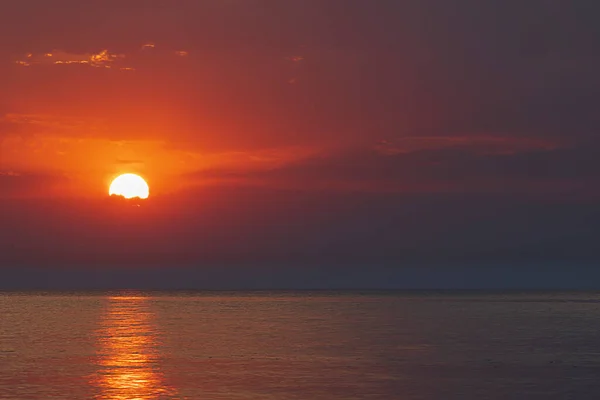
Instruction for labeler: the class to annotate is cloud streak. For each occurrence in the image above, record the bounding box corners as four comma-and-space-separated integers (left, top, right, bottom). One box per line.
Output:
190, 139, 600, 195
0, 170, 69, 197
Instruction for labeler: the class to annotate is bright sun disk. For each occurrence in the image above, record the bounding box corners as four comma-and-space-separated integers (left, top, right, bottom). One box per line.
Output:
109, 174, 149, 199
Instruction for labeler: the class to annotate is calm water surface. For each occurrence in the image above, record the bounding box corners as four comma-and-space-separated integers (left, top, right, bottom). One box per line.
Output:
2, 291, 600, 399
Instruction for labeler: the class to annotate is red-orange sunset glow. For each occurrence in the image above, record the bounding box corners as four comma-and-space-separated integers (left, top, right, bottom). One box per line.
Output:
1, 1, 599, 286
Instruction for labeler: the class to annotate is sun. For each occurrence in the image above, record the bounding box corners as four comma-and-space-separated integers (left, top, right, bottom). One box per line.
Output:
109, 174, 150, 199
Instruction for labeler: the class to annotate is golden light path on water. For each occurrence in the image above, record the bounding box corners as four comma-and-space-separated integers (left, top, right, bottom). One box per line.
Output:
91, 295, 175, 400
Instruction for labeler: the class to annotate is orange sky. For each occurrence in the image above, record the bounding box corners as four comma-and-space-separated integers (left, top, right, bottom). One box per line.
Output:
0, 1, 597, 201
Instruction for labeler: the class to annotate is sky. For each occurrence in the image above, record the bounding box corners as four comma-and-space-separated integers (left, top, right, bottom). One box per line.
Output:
1, 0, 600, 289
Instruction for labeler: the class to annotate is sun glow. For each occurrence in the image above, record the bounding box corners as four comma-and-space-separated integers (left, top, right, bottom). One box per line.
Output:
109, 174, 149, 199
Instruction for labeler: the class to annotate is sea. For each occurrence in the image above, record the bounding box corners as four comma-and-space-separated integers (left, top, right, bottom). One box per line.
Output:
1, 291, 600, 399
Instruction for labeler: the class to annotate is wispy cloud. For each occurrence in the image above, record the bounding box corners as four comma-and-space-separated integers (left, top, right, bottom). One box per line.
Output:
12, 43, 191, 71
1, 113, 105, 136
15, 49, 125, 68
115, 159, 144, 165
374, 135, 562, 155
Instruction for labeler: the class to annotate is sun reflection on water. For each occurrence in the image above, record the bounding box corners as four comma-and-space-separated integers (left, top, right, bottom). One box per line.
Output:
92, 295, 175, 400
